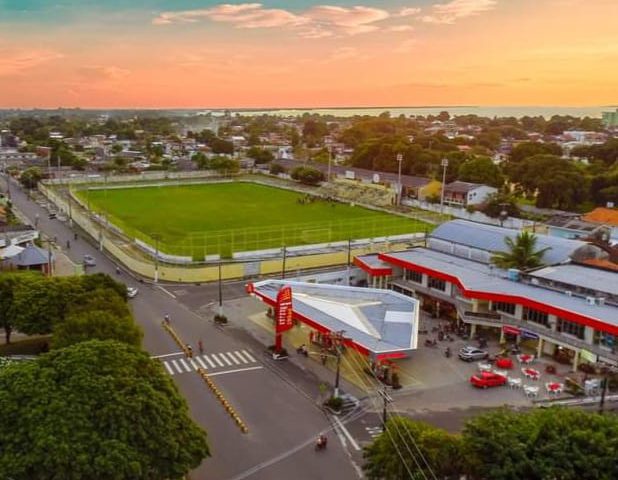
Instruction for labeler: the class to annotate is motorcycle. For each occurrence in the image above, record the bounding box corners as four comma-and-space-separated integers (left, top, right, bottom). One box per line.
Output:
315, 435, 327, 451
424, 339, 438, 348
444, 347, 452, 358
296, 345, 308, 357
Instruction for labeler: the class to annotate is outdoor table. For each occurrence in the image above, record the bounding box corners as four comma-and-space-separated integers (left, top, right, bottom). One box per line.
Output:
524, 385, 539, 397
546, 382, 564, 394
478, 362, 492, 372
522, 368, 540, 380
495, 357, 513, 369
508, 378, 522, 388
518, 354, 534, 364
493, 369, 508, 377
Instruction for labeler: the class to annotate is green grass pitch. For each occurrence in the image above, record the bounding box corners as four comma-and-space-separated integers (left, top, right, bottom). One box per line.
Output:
78, 182, 429, 258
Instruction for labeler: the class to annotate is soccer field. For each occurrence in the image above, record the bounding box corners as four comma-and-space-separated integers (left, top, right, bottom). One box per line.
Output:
78, 182, 429, 258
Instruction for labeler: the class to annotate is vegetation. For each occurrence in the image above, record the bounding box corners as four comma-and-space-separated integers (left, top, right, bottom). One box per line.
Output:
364, 409, 618, 480
247, 146, 274, 164
290, 166, 325, 185
77, 182, 426, 257
0, 340, 209, 480
491, 231, 550, 270
19, 167, 43, 188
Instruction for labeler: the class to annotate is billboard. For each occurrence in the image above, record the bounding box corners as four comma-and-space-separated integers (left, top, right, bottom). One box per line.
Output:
275, 285, 294, 333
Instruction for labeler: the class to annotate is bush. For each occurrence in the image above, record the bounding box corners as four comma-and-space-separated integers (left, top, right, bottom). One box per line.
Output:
269, 163, 286, 175
291, 166, 324, 185
214, 314, 228, 324
325, 396, 343, 411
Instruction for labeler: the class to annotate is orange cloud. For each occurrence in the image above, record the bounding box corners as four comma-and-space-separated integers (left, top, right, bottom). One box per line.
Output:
0, 48, 63, 76
422, 0, 498, 24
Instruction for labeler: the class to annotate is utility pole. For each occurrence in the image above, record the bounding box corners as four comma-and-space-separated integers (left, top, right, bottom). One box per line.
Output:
281, 245, 287, 279
347, 239, 352, 286
378, 386, 393, 426
218, 261, 223, 316
439, 158, 449, 215
333, 330, 346, 398
396, 153, 403, 206
153, 234, 161, 283
327, 145, 332, 183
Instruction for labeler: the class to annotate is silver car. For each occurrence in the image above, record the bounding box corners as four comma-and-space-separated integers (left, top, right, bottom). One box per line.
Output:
83, 254, 96, 267
458, 346, 489, 362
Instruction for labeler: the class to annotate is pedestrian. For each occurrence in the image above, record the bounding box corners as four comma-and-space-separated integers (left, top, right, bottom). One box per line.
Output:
187, 345, 193, 358
66, 240, 70, 249
74, 232, 78, 241
198, 339, 204, 354
164, 314, 170, 325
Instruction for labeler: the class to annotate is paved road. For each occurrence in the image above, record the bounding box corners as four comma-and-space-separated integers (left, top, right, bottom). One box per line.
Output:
1, 176, 361, 480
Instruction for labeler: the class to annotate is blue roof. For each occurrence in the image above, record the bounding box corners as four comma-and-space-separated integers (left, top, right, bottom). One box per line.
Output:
9, 244, 51, 267
430, 220, 588, 266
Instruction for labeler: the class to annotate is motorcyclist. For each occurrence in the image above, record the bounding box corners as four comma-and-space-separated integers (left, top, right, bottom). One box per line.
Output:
316, 434, 327, 449
445, 346, 452, 358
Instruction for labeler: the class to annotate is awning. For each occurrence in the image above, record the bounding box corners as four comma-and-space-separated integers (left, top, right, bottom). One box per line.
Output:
0, 244, 24, 260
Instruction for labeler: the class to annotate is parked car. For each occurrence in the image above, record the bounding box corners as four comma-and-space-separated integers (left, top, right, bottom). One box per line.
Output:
470, 371, 507, 389
459, 346, 489, 362
127, 287, 139, 299
83, 254, 96, 267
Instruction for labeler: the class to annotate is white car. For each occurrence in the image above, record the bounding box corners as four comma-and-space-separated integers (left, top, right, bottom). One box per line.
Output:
127, 287, 139, 299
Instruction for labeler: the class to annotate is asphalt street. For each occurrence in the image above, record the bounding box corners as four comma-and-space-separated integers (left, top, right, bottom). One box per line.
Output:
1, 175, 361, 480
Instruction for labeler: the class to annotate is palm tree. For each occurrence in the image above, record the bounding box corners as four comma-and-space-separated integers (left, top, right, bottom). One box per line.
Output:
491, 231, 551, 270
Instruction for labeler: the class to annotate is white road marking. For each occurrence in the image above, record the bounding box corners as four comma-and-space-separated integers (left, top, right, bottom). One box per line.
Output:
218, 352, 234, 366
241, 349, 256, 362
333, 416, 361, 451
210, 353, 225, 367
171, 360, 183, 374
151, 351, 184, 359
157, 285, 177, 298
179, 358, 192, 372
195, 356, 208, 369
208, 366, 263, 377
202, 354, 216, 368
190, 359, 199, 370
231, 351, 249, 364
163, 362, 175, 375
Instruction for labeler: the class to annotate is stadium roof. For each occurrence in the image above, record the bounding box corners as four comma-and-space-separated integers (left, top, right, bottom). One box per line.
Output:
248, 280, 419, 358
430, 220, 588, 265
379, 248, 618, 334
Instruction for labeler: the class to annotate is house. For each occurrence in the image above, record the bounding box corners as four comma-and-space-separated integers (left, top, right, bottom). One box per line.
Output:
442, 181, 498, 207
546, 214, 612, 241
4, 243, 53, 275
582, 207, 618, 243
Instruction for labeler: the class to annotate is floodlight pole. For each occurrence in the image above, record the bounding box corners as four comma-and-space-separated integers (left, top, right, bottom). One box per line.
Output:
396, 153, 403, 206
281, 245, 287, 279
327, 145, 332, 182
347, 238, 352, 286
440, 158, 449, 215
218, 261, 223, 316
333, 330, 346, 398
153, 234, 161, 283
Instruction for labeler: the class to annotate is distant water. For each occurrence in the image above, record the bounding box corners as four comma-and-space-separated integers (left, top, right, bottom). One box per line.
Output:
224, 106, 616, 119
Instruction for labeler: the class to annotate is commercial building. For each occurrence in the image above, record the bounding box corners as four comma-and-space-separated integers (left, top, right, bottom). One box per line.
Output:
355, 220, 618, 370
248, 280, 419, 360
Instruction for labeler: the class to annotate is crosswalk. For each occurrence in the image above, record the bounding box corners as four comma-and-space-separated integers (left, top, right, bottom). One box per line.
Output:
365, 426, 383, 439
162, 349, 258, 376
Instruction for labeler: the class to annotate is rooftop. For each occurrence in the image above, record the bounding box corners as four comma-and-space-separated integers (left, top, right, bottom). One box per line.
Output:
444, 181, 487, 193
249, 280, 419, 356
530, 264, 618, 297
430, 220, 589, 266
583, 208, 618, 227
380, 248, 618, 331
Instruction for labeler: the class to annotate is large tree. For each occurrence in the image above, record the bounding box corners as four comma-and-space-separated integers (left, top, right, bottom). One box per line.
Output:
19, 167, 43, 189
363, 417, 464, 480
291, 166, 325, 185
491, 231, 551, 270
53, 310, 142, 349
457, 156, 505, 187
0, 340, 209, 479
462, 408, 618, 480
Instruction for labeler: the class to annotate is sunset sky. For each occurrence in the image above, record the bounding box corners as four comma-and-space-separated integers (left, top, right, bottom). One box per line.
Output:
0, 0, 616, 108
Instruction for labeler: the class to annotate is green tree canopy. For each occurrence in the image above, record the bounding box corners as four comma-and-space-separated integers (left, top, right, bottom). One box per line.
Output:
19, 167, 43, 189
509, 142, 562, 163
0, 340, 209, 480
363, 417, 465, 480
491, 231, 551, 270
457, 156, 505, 187
52, 310, 142, 349
462, 408, 618, 480
246, 146, 274, 164
290, 166, 325, 185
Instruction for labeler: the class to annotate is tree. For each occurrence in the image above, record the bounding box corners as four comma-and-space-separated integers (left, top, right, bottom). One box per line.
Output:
0, 340, 209, 479
491, 231, 551, 270
302, 119, 328, 147
481, 193, 521, 218
458, 156, 504, 187
509, 142, 562, 163
192, 151, 208, 170
19, 167, 43, 188
246, 146, 274, 164
269, 162, 286, 175
0, 274, 20, 343
210, 137, 234, 154
209, 155, 239, 174
462, 408, 618, 480
53, 310, 142, 349
290, 166, 324, 185
363, 417, 465, 480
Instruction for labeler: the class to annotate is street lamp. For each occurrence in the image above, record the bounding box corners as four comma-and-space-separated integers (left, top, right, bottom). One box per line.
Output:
396, 153, 403, 206
333, 330, 346, 398
439, 158, 449, 215
499, 203, 509, 227
218, 261, 224, 316
152, 234, 161, 283
327, 145, 332, 183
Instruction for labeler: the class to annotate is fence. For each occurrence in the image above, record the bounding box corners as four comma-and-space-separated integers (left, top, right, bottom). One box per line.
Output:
39, 182, 422, 282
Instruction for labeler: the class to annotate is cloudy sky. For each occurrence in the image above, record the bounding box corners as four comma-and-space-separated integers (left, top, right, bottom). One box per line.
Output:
0, 0, 616, 108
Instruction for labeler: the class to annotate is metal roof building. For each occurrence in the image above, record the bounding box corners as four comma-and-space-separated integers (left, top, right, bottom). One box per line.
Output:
248, 280, 419, 359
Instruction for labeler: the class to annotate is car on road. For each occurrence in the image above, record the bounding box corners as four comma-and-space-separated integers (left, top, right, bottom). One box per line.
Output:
458, 345, 489, 362
83, 254, 96, 267
470, 371, 507, 388
127, 287, 139, 299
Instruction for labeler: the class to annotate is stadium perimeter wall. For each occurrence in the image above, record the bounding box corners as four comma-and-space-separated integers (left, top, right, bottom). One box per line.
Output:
39, 182, 420, 283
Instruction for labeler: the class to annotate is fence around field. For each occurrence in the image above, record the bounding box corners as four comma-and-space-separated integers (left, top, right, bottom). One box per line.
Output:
39, 182, 425, 282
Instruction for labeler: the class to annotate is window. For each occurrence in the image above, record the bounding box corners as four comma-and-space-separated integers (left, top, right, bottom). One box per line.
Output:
408, 269, 423, 284
594, 331, 616, 349
523, 307, 549, 327
428, 277, 446, 291
557, 318, 585, 339
492, 302, 516, 315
